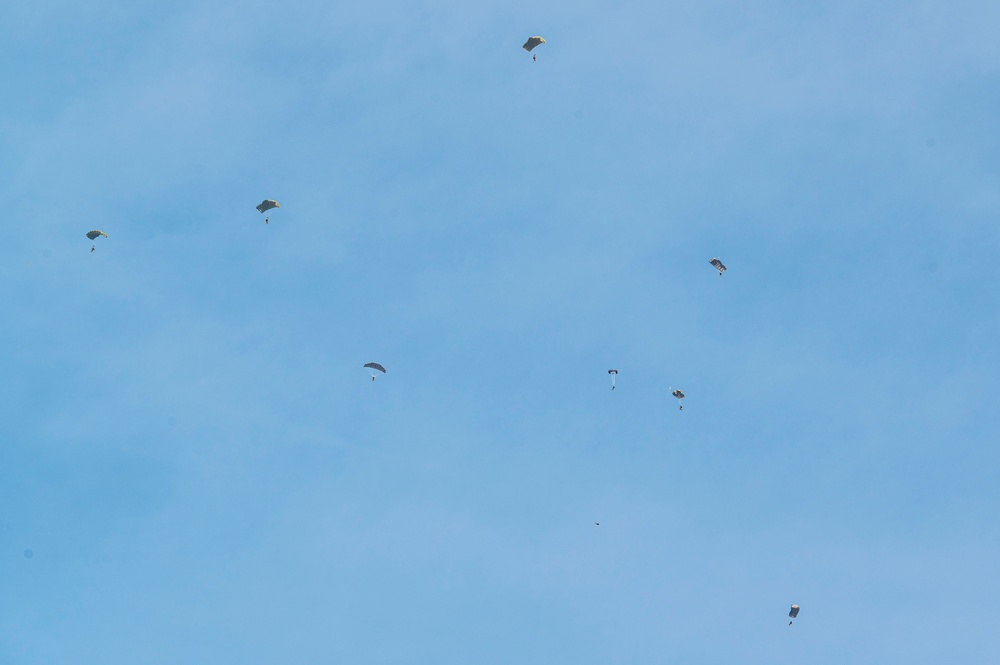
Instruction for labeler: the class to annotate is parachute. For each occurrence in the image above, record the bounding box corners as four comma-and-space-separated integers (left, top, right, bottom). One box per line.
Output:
709, 258, 727, 275
608, 369, 618, 390
788, 604, 800, 625
257, 199, 281, 224
87, 230, 108, 252
523, 36, 546, 52
256, 199, 279, 224
671, 389, 685, 410
364, 362, 386, 381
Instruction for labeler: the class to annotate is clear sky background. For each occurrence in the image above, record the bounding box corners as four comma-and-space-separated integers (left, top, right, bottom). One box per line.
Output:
3, 1, 999, 662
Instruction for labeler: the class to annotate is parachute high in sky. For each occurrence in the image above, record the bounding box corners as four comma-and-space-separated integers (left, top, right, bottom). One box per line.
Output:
788, 604, 800, 626
608, 369, 618, 390
671, 389, 685, 410
709, 258, 727, 275
523, 36, 546, 52
256, 199, 279, 223
86, 230, 107, 252
364, 362, 386, 381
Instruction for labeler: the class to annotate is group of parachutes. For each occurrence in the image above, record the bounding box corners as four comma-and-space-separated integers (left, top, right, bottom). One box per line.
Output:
82, 35, 802, 626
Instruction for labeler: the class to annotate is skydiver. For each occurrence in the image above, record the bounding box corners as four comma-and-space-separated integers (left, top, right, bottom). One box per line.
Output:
265, 216, 269, 224
90, 245, 95, 252
533, 54, 536, 62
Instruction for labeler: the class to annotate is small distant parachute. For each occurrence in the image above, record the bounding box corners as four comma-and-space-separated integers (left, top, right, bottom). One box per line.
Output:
257, 199, 280, 223
364, 362, 386, 381
608, 369, 618, 390
523, 36, 546, 52
87, 230, 107, 252
788, 604, 800, 626
671, 389, 685, 410
709, 258, 727, 275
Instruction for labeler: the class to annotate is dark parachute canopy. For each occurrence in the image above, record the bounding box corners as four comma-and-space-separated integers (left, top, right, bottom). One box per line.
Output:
608, 369, 618, 390
671, 389, 685, 410
86, 230, 108, 240
523, 36, 546, 52
256, 199, 280, 214
365, 362, 386, 381
709, 257, 727, 275
788, 604, 800, 625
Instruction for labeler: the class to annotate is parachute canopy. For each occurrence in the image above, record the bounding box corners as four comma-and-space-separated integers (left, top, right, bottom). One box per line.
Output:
608, 369, 618, 375
710, 257, 727, 274
86, 230, 108, 240
671, 389, 685, 400
256, 199, 280, 214
789, 605, 800, 619
364, 362, 386, 374
523, 36, 546, 51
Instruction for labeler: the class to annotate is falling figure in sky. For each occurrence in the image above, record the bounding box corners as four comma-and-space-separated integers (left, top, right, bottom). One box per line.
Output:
86, 230, 107, 252
523, 36, 546, 60
257, 199, 279, 225
671, 389, 685, 411
788, 604, 800, 626
90, 245, 95, 253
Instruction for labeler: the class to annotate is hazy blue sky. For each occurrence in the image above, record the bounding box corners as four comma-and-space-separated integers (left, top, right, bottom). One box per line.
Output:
3, 1, 999, 662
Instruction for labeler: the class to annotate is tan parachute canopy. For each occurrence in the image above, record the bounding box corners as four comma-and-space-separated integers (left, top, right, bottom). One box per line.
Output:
523, 36, 546, 52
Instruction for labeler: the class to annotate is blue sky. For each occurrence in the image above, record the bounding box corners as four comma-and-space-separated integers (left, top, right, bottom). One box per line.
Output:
3, 1, 999, 662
